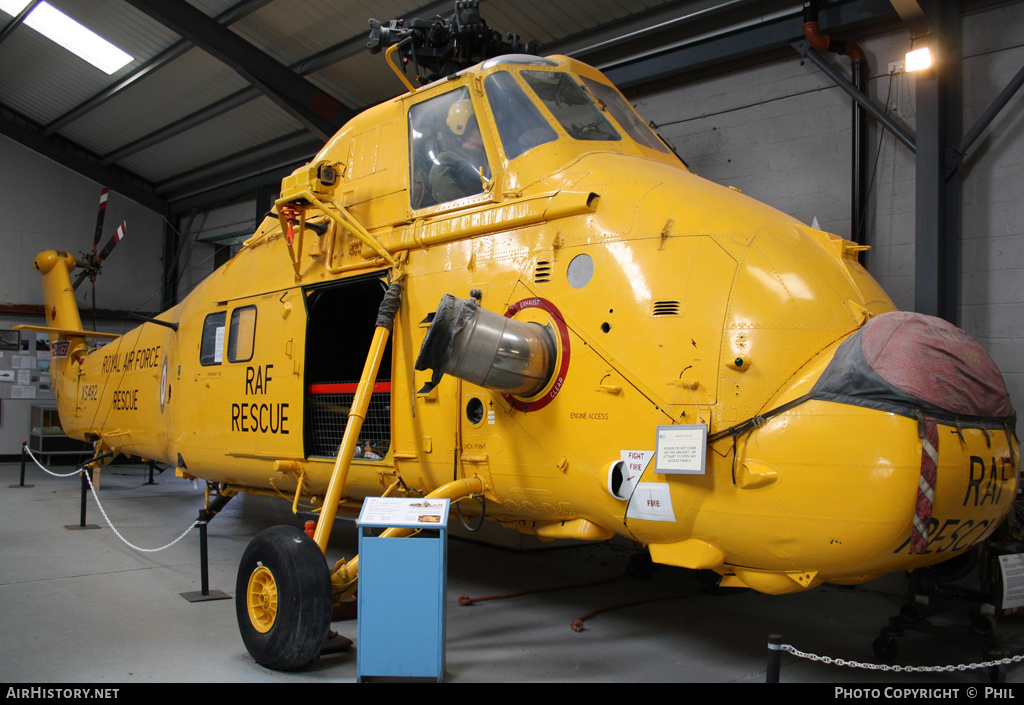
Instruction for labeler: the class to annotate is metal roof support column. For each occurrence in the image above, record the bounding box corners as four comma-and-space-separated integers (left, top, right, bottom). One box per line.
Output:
913, 0, 961, 323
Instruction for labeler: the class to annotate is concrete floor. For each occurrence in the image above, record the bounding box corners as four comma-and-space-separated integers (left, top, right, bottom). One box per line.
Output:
3, 459, 1024, 685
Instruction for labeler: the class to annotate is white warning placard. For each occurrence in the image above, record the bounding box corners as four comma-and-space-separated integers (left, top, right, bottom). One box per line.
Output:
626, 482, 675, 522
999, 553, 1024, 609
655, 424, 707, 475
618, 450, 653, 499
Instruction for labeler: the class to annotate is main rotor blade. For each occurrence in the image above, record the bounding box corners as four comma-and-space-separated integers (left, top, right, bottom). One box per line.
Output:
97, 221, 126, 262
71, 221, 125, 291
92, 187, 109, 252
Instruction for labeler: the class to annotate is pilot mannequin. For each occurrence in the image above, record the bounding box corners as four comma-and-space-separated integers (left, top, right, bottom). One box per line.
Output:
429, 99, 489, 203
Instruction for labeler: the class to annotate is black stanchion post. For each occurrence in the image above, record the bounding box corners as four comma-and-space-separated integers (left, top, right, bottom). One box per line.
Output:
12, 441, 34, 488
767, 634, 782, 683
79, 469, 87, 523
180, 494, 234, 603
198, 519, 211, 595
66, 466, 99, 530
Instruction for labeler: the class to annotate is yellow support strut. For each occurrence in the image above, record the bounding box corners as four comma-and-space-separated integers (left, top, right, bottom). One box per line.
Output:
328, 475, 485, 594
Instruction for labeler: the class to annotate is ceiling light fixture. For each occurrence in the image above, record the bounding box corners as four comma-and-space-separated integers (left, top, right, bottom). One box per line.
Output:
0, 0, 132, 74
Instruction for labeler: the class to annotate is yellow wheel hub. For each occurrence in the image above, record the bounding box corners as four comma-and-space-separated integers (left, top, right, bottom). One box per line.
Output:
246, 565, 278, 634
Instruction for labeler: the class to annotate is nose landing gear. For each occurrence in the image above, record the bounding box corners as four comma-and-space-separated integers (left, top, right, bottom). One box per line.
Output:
235, 525, 333, 671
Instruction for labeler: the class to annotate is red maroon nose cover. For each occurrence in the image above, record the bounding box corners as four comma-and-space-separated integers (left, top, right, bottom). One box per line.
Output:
811, 311, 1015, 427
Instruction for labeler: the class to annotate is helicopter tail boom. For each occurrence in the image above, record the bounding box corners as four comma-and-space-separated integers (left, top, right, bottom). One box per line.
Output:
33, 250, 85, 335
21, 250, 119, 342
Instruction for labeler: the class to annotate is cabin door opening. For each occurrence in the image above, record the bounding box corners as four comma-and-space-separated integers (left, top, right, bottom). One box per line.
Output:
303, 276, 393, 460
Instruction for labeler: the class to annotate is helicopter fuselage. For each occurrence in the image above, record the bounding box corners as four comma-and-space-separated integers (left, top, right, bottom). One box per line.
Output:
36, 54, 1017, 596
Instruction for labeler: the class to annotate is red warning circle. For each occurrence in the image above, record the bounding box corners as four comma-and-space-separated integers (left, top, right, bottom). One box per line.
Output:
501, 297, 570, 412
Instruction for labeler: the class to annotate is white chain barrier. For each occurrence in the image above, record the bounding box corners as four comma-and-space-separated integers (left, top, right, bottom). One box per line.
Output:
22, 445, 200, 553
22, 445, 82, 478
771, 638, 1024, 674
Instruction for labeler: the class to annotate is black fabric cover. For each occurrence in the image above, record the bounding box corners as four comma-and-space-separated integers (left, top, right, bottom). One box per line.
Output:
810, 311, 1015, 430
414, 294, 479, 394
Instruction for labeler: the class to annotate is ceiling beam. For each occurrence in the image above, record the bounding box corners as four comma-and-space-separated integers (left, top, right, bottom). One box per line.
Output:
122, 0, 353, 141
101, 87, 258, 167
888, 0, 932, 35
548, 0, 758, 61
102, 0, 454, 167
167, 163, 298, 216
598, 0, 899, 92
42, 0, 275, 137
138, 0, 458, 209
159, 130, 322, 203
0, 106, 166, 213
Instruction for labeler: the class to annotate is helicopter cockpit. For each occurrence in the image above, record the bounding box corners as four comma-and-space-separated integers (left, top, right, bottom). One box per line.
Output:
407, 55, 679, 212
409, 87, 492, 208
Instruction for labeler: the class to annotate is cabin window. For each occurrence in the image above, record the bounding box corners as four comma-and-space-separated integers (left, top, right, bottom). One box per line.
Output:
580, 78, 670, 154
408, 87, 492, 209
228, 305, 257, 363
521, 71, 620, 142
200, 311, 226, 366
484, 71, 557, 160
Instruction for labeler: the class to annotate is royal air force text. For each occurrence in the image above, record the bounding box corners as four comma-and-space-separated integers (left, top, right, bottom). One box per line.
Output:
93, 346, 161, 411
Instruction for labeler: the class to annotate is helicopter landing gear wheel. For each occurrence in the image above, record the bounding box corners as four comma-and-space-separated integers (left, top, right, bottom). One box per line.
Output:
235, 525, 332, 671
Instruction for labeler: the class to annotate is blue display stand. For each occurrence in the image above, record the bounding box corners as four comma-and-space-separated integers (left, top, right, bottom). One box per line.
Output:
356, 497, 449, 682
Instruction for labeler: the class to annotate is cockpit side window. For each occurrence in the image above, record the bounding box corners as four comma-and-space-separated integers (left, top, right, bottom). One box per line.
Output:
580, 77, 671, 154
521, 71, 620, 142
200, 311, 226, 366
484, 71, 558, 160
408, 87, 492, 209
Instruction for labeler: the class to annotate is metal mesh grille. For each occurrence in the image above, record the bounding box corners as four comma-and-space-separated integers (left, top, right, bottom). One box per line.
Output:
307, 381, 391, 459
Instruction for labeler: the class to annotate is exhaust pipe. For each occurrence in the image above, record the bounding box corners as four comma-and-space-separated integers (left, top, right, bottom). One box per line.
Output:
415, 293, 556, 396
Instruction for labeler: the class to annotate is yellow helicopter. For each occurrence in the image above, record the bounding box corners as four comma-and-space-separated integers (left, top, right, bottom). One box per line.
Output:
19, 4, 1018, 672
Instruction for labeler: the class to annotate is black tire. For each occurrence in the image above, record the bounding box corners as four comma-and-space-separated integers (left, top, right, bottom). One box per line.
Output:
235, 525, 332, 671
873, 634, 898, 663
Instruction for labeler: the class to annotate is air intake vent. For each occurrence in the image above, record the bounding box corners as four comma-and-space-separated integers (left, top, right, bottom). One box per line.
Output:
652, 300, 681, 316
533, 260, 552, 283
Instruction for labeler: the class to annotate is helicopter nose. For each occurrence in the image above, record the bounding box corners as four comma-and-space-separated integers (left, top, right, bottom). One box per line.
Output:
707, 311, 1017, 593
803, 312, 1016, 571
